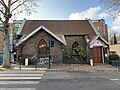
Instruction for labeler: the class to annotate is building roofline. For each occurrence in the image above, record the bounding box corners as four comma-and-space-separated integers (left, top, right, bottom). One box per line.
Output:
16, 25, 67, 46
90, 36, 109, 45
16, 19, 26, 35
88, 19, 100, 36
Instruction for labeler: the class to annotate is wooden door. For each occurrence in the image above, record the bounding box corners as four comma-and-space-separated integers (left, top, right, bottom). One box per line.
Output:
92, 47, 102, 63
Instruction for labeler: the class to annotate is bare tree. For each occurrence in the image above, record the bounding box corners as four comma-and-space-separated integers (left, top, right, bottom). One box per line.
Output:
0, 0, 39, 67
109, 29, 114, 45
100, 0, 120, 19
114, 33, 117, 44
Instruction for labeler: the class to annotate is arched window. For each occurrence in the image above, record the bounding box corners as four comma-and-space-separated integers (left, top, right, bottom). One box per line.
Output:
72, 41, 79, 49
38, 39, 47, 55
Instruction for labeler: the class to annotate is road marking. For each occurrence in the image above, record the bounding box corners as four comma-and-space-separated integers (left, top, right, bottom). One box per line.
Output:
0, 71, 46, 74
110, 79, 120, 84
110, 79, 119, 81
0, 77, 42, 80
0, 88, 36, 90
0, 81, 39, 84
0, 74, 43, 77
14, 68, 47, 70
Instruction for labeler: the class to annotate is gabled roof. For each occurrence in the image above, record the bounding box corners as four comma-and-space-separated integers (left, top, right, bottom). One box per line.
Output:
18, 20, 97, 38
88, 19, 100, 36
16, 25, 67, 46
90, 36, 109, 46
16, 19, 26, 35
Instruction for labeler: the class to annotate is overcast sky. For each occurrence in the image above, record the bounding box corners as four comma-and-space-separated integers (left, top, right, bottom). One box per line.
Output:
15, 0, 120, 33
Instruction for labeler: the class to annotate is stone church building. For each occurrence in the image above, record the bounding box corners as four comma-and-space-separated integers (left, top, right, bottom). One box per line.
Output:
16, 19, 109, 65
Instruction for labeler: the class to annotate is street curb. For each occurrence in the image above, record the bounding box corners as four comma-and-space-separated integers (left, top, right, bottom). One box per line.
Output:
45, 69, 118, 72
13, 68, 47, 70
9, 67, 118, 72
0, 68, 8, 71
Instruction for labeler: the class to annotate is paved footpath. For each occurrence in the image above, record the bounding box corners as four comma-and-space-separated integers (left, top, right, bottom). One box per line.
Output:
11, 64, 118, 72
0, 70, 46, 90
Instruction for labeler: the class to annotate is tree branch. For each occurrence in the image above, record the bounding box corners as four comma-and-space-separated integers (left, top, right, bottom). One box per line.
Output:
11, 0, 28, 13
0, 9, 4, 15
0, 17, 4, 24
0, 0, 7, 9
11, 0, 19, 6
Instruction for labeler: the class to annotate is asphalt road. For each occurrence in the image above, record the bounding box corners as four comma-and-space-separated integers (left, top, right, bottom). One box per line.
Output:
39, 71, 120, 90
0, 71, 120, 90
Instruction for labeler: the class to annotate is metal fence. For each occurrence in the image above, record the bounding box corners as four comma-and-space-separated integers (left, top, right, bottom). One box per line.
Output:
110, 60, 120, 70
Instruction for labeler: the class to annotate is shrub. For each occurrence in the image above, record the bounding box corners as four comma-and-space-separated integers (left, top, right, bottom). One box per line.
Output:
73, 46, 86, 59
64, 59, 80, 64
64, 51, 72, 59
109, 54, 119, 60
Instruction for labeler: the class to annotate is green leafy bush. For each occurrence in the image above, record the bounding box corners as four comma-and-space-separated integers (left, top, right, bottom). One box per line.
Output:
109, 54, 119, 60
73, 46, 86, 59
64, 51, 72, 59
64, 59, 80, 64
63, 46, 87, 64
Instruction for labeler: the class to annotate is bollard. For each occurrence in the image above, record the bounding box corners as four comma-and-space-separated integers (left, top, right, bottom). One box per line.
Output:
25, 58, 29, 66
35, 57, 37, 70
90, 59, 93, 66
19, 57, 22, 70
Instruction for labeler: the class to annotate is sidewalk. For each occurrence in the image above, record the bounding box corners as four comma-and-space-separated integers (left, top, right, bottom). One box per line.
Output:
9, 63, 118, 72
51, 64, 118, 72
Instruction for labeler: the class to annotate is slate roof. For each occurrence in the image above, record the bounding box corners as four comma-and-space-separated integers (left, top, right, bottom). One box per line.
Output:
16, 20, 101, 46
16, 25, 67, 46
19, 20, 97, 38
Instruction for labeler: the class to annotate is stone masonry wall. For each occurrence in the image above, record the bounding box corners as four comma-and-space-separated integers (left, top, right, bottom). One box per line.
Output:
64, 35, 87, 52
21, 29, 63, 64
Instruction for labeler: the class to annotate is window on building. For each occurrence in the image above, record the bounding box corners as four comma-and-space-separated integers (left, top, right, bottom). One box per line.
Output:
97, 26, 100, 31
38, 39, 47, 55
72, 41, 79, 50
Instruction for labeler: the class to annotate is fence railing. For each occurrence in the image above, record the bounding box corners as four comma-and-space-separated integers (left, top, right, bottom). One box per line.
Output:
109, 60, 120, 70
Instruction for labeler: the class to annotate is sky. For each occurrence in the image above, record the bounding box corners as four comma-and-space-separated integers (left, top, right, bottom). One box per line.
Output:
15, 0, 120, 34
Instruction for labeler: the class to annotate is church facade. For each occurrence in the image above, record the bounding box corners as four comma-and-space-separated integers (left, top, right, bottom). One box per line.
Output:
16, 19, 109, 65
